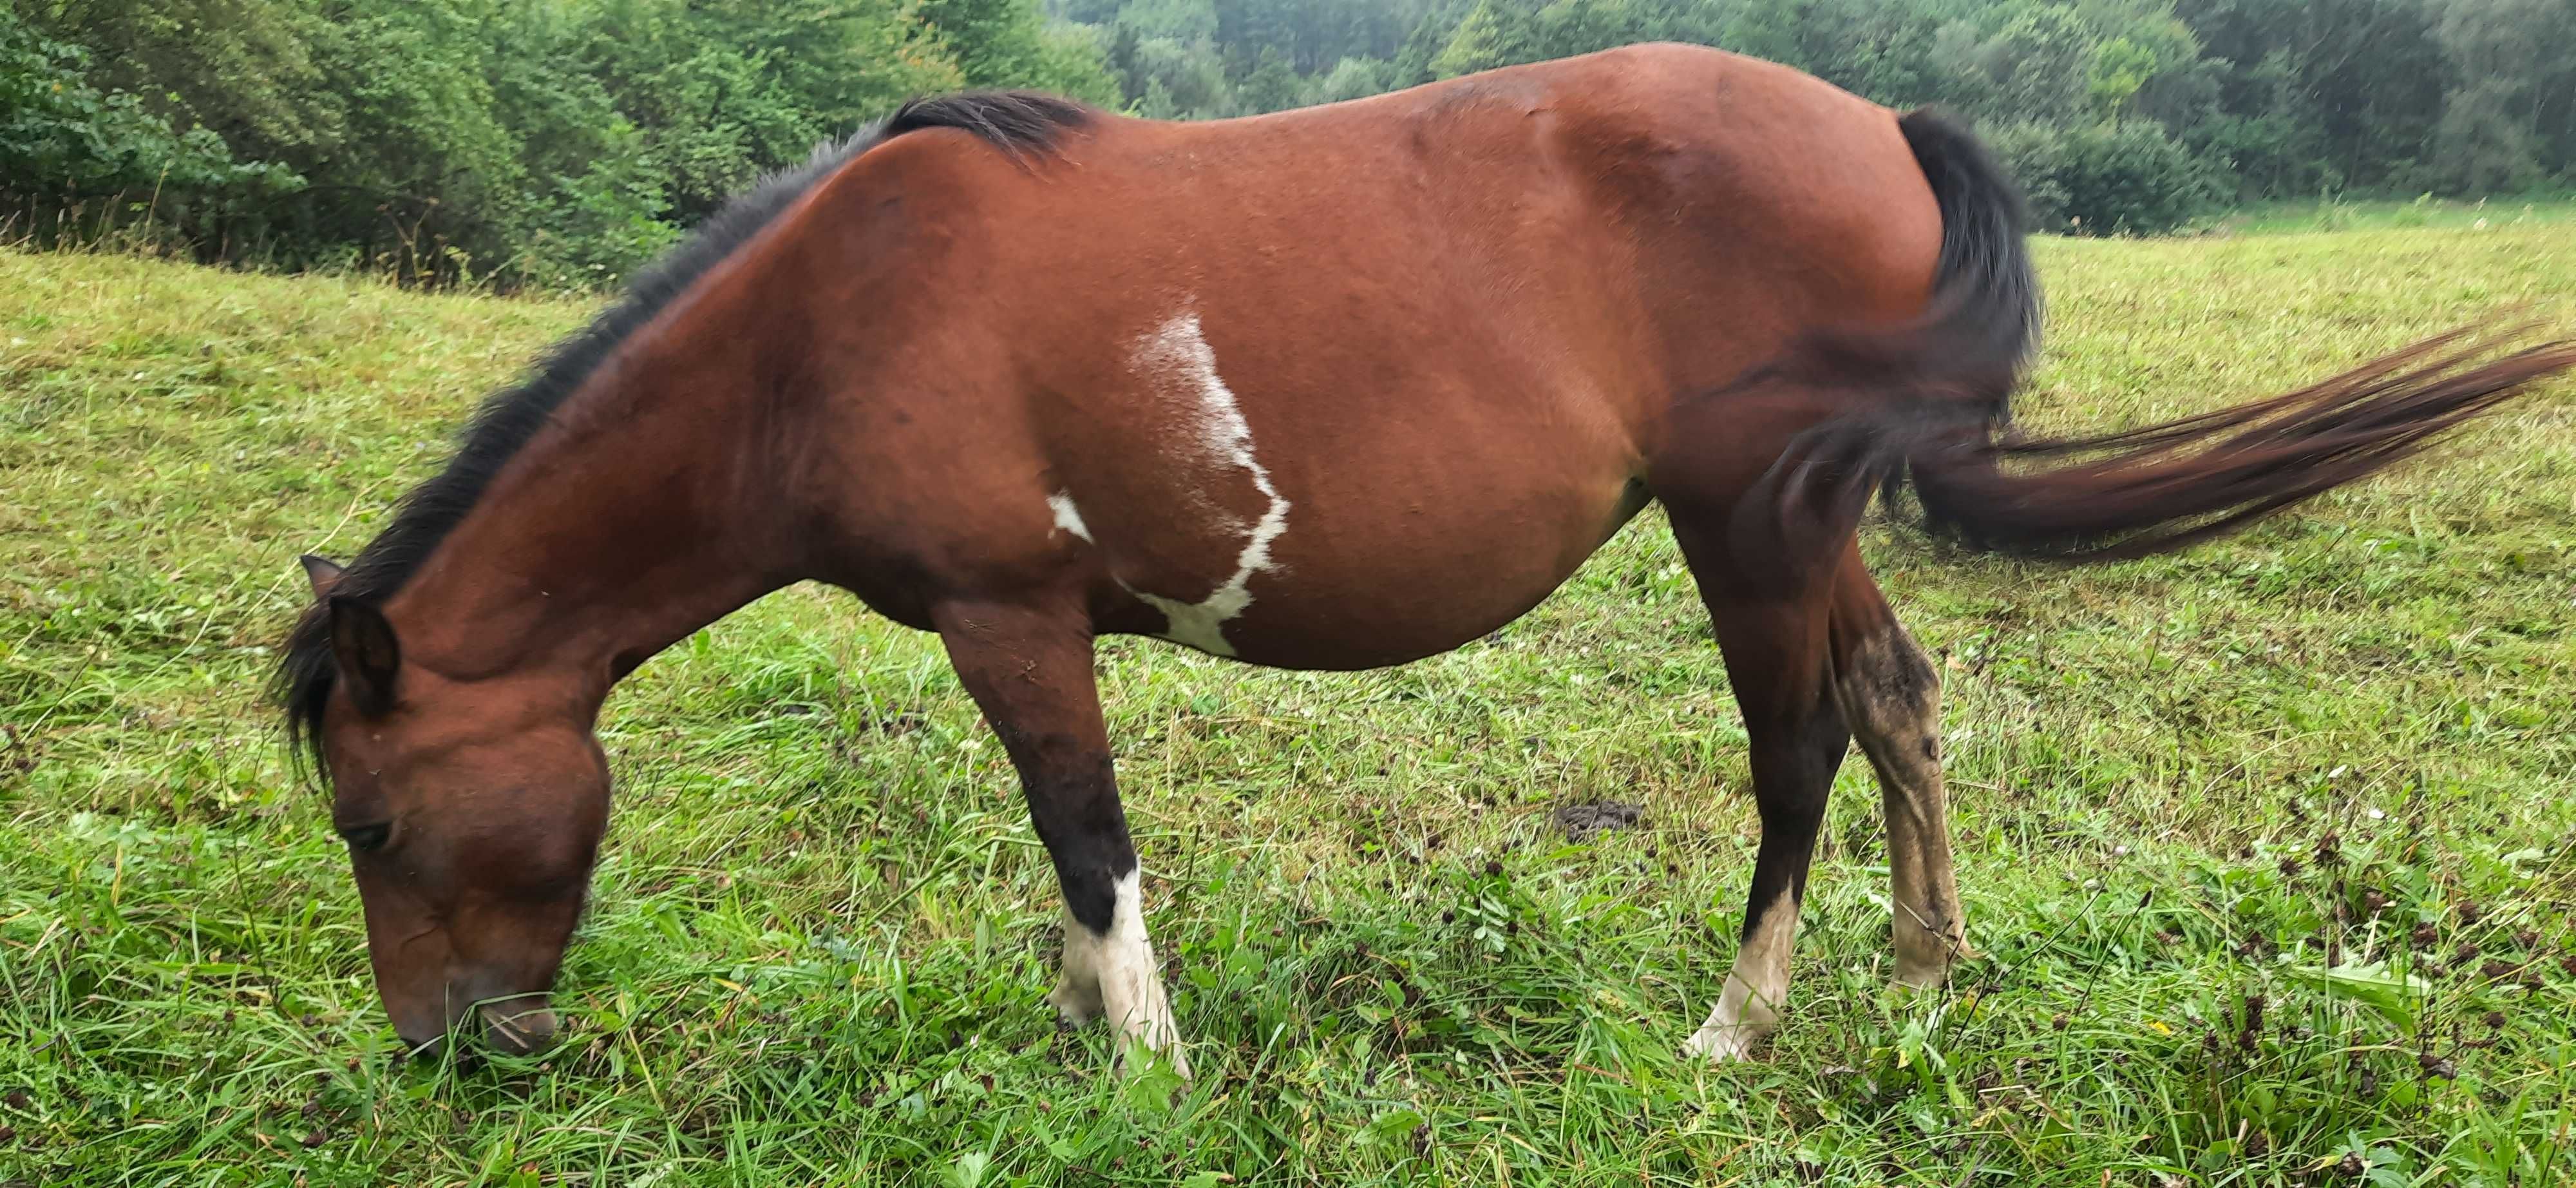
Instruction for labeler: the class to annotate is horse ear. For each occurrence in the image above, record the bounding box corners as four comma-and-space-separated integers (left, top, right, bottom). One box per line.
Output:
327, 596, 401, 718
301, 555, 346, 600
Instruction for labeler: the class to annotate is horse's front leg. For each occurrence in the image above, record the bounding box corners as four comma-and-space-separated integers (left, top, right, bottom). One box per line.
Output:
932, 600, 1188, 1078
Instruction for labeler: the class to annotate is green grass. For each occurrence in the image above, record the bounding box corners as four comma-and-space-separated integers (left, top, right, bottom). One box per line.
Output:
2206, 194, 2576, 236
4, 226, 2575, 1187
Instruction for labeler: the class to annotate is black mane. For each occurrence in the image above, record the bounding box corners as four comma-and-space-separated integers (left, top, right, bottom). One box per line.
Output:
273, 91, 1092, 776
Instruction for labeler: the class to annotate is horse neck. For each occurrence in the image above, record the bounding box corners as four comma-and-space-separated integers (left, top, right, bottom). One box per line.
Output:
382, 313, 804, 704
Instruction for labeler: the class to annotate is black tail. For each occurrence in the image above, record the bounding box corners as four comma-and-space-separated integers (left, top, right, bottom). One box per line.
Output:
1738, 108, 2576, 566
1762, 110, 2041, 424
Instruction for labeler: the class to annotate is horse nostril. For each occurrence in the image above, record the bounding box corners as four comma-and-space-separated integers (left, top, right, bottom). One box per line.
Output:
339, 821, 392, 852
479, 1003, 558, 1055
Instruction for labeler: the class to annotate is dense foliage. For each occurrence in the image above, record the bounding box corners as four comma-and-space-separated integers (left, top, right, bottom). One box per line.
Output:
1, 0, 1114, 287
5, 0, 2571, 284
1063, 0, 2574, 235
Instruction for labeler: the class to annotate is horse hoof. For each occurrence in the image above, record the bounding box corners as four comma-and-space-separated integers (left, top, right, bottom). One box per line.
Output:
1683, 1026, 1759, 1064
1113, 1038, 1191, 1082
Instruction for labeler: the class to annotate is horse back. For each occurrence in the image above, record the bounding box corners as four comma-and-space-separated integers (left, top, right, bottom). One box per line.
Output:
757, 44, 1946, 662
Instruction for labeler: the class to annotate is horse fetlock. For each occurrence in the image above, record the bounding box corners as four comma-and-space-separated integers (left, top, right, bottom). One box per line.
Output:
1891, 900, 1971, 986
1683, 1023, 1765, 1063
1892, 941, 1957, 989
1050, 903, 1110, 1023
1683, 998, 1777, 1064
1099, 959, 1189, 1078
1049, 966, 1105, 1024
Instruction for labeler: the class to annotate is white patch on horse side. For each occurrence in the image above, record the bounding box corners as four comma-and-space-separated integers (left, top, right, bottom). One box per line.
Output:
1046, 492, 1094, 543
1050, 870, 1189, 1077
1122, 310, 1290, 658
1683, 889, 1799, 1062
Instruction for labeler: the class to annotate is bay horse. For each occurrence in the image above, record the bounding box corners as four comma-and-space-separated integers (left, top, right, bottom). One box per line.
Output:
274, 44, 2575, 1075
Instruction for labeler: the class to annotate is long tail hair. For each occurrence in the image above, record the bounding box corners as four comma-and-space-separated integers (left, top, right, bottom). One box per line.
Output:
1736, 108, 2576, 566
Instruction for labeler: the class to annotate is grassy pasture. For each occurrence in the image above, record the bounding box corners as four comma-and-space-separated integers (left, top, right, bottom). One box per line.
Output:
2204, 195, 2576, 236
3, 225, 2575, 1187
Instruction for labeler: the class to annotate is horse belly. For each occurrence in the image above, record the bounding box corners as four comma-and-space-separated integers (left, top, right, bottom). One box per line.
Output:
1023, 303, 1651, 671
1083, 469, 1647, 672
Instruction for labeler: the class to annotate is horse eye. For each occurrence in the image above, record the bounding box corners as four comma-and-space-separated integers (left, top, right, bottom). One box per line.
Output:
339, 821, 392, 852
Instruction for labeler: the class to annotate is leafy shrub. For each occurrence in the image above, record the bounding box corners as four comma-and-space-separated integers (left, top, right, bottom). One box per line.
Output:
0, 10, 299, 244
1, 0, 1108, 289
1992, 119, 2216, 235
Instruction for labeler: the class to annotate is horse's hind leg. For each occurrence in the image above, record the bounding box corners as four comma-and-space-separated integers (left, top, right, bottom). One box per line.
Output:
931, 599, 1189, 1078
1667, 518, 1852, 1061
1828, 562, 1973, 986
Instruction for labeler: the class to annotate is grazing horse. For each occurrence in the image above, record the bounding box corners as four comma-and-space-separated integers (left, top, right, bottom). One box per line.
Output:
274, 44, 2574, 1074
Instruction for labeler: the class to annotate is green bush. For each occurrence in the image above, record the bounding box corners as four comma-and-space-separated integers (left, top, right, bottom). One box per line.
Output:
1, 0, 1110, 289
0, 10, 299, 245
1992, 119, 2216, 235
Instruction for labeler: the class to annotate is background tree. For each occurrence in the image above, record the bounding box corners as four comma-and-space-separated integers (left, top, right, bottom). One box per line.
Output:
8, 0, 2569, 287
4, 0, 1102, 287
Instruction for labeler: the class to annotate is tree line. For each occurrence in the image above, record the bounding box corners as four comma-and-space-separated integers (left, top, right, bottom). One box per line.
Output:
6, 0, 2570, 289
1067, 0, 2575, 235
2, 0, 1114, 288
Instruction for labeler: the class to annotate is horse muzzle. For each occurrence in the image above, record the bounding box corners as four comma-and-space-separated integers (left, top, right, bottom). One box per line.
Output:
389, 985, 558, 1057
476, 999, 559, 1054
